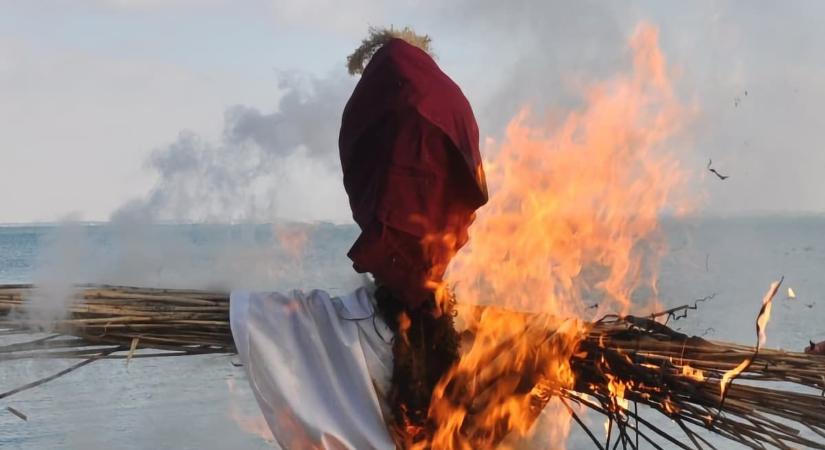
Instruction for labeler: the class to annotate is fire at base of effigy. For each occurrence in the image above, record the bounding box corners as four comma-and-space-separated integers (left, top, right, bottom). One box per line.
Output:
423, 278, 825, 449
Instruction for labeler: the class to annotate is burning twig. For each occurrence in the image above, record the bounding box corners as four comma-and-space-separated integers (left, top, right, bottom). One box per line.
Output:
707, 159, 729, 180
715, 277, 782, 424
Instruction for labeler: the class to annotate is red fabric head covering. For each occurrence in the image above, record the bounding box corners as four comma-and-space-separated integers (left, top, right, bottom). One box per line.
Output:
339, 39, 488, 308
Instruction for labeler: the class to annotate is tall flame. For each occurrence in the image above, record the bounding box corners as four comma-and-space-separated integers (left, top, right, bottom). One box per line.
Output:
430, 23, 692, 448
448, 23, 689, 319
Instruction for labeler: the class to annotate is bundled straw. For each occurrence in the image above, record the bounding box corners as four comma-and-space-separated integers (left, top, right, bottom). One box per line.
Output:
569, 314, 825, 449
1, 284, 824, 449
0, 284, 233, 360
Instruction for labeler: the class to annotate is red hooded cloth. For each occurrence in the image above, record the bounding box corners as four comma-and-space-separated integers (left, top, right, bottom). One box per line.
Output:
339, 39, 488, 309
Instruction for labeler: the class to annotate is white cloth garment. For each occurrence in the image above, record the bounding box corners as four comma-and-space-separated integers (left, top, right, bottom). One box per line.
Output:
230, 287, 396, 450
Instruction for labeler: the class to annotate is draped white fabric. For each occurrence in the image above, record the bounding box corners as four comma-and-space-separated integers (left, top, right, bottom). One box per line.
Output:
230, 287, 396, 450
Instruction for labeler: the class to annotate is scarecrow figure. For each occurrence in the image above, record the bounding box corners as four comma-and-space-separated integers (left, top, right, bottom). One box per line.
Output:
230, 27, 487, 449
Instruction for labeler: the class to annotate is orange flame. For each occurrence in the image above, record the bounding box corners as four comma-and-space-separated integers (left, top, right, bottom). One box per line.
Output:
606, 375, 630, 411
428, 23, 692, 448
448, 23, 689, 320
719, 358, 750, 399
757, 280, 779, 348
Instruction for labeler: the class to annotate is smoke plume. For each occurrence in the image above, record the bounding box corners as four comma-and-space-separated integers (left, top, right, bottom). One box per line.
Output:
112, 71, 355, 224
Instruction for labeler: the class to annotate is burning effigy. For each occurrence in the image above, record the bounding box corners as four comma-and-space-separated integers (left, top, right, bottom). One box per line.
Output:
2, 25, 825, 450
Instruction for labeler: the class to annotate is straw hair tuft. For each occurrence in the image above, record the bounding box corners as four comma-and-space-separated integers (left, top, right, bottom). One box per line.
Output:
346, 26, 433, 75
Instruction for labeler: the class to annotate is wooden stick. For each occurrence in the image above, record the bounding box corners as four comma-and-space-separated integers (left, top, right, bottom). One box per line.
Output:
0, 346, 123, 400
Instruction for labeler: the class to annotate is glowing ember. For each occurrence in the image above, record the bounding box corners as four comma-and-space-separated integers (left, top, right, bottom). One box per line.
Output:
680, 364, 705, 382
787, 287, 796, 299
428, 22, 692, 448
663, 398, 680, 415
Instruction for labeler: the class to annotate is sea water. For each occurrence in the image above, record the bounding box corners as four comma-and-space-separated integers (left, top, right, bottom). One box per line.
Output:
1, 217, 823, 449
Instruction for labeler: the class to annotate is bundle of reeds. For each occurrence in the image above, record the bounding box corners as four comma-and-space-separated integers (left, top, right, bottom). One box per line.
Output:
1, 283, 824, 449
0, 284, 233, 360
568, 314, 825, 449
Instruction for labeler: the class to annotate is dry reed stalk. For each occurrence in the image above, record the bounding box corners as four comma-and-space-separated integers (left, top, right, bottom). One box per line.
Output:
1, 284, 824, 449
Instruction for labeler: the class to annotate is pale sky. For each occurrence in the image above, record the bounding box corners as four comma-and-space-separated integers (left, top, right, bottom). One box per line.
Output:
2, 0, 825, 224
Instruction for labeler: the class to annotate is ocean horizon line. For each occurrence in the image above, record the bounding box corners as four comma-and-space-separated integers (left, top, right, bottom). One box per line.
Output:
3, 211, 825, 228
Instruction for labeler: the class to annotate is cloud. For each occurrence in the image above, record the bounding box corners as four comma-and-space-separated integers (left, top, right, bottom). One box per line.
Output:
107, 0, 825, 221
265, 0, 390, 35
5, 0, 825, 223
0, 37, 270, 223
65, 0, 392, 35
68, 0, 231, 11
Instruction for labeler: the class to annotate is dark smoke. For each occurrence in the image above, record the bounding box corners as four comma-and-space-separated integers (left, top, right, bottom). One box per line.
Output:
112, 71, 355, 224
